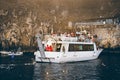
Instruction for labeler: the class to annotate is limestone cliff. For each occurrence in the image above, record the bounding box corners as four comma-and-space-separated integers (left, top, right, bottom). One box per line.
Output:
0, 0, 120, 51
92, 25, 120, 48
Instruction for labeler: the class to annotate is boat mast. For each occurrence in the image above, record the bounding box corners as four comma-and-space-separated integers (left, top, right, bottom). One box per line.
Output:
36, 33, 46, 58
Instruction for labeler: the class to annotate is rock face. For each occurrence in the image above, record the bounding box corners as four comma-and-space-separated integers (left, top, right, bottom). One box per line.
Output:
74, 23, 120, 48
0, 0, 120, 51
93, 25, 120, 48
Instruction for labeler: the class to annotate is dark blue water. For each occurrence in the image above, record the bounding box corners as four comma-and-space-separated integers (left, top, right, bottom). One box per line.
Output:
0, 50, 120, 80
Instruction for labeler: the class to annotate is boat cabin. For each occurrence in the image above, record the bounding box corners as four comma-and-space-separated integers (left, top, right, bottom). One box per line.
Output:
43, 41, 96, 53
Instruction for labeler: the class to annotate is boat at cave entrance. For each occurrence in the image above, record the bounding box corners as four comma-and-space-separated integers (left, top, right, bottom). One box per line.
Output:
34, 33, 103, 63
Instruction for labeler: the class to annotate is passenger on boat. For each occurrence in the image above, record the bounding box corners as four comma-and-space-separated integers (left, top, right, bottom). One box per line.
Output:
91, 34, 98, 42
45, 45, 49, 51
49, 45, 53, 51
45, 45, 53, 51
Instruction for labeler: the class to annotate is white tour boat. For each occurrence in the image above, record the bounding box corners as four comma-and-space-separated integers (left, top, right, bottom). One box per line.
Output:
8, 51, 23, 56
0, 51, 23, 56
0, 47, 23, 56
34, 34, 103, 63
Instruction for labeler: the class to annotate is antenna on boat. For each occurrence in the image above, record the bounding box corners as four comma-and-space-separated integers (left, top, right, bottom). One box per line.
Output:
36, 33, 46, 58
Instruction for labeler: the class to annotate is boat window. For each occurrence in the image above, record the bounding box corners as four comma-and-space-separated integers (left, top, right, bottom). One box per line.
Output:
56, 43, 62, 52
68, 44, 94, 51
83, 44, 94, 51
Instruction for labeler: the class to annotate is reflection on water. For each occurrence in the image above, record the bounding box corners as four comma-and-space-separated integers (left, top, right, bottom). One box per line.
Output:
33, 59, 102, 80
0, 63, 34, 80
0, 53, 35, 80
99, 53, 120, 80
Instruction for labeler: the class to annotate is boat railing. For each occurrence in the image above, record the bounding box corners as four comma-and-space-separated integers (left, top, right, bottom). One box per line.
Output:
45, 35, 92, 43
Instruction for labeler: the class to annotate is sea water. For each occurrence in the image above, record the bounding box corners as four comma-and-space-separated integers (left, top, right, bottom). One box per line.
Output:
0, 50, 120, 80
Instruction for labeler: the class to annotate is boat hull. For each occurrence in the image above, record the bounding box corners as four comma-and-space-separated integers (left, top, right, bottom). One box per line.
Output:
34, 49, 103, 63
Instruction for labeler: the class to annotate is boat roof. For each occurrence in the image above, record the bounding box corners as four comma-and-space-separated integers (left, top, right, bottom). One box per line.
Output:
43, 36, 95, 45
59, 41, 94, 44
42, 41, 94, 44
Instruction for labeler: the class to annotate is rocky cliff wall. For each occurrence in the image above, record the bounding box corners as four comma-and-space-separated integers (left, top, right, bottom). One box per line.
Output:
0, 24, 120, 51
93, 24, 120, 48
0, 0, 120, 51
